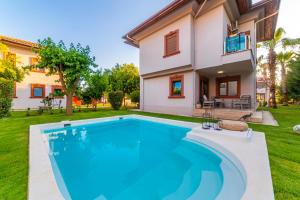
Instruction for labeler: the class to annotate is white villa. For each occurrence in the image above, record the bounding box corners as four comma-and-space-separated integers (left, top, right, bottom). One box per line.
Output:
256, 76, 270, 105
123, 0, 280, 120
0, 35, 66, 110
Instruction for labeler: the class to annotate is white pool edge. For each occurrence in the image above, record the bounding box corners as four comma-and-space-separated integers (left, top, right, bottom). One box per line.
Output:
29, 114, 274, 200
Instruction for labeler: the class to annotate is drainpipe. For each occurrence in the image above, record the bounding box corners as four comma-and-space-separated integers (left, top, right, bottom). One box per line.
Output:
255, 10, 279, 27
126, 34, 138, 46
193, 0, 208, 108
254, 10, 279, 62
195, 0, 208, 18
126, 34, 144, 109
254, 10, 279, 109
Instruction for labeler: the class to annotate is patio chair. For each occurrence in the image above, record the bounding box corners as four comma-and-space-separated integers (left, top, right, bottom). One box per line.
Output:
202, 95, 215, 109
232, 95, 251, 109
214, 98, 224, 108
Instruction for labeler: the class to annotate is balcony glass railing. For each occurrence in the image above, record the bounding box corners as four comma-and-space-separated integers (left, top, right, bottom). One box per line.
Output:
224, 32, 251, 54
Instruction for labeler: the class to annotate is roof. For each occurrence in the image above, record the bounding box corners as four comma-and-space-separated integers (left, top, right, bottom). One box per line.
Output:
123, 0, 192, 41
124, 0, 281, 46
0, 35, 38, 48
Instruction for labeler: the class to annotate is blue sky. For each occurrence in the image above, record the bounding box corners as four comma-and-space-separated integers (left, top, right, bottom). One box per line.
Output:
0, 0, 171, 69
0, 0, 298, 69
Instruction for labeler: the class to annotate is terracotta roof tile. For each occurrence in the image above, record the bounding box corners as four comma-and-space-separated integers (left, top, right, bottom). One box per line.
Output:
0, 35, 38, 48
124, 0, 280, 45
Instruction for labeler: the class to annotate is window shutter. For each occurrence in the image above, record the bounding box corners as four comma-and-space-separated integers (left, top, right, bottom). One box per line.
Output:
166, 34, 177, 54
164, 30, 180, 57
30, 57, 38, 65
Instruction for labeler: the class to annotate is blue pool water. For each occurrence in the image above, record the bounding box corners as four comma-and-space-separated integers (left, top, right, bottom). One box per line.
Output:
44, 118, 245, 200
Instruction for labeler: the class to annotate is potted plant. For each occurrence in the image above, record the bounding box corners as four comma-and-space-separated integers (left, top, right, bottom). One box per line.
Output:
196, 101, 201, 109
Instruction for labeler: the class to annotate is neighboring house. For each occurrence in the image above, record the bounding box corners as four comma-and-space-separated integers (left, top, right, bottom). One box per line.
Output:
0, 35, 66, 110
256, 76, 270, 104
123, 0, 280, 116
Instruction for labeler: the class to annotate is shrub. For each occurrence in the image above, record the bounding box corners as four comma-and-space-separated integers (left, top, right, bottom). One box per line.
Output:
108, 91, 124, 110
26, 108, 30, 117
263, 101, 268, 107
81, 90, 92, 107
0, 79, 13, 118
130, 90, 140, 104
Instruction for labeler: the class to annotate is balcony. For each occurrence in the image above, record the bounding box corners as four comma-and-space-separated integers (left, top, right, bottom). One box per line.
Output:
224, 32, 251, 54
222, 32, 255, 71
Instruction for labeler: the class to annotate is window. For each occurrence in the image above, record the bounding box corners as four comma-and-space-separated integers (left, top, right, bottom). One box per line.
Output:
30, 57, 39, 65
30, 57, 45, 73
51, 85, 64, 98
31, 84, 45, 98
216, 76, 240, 98
164, 30, 180, 58
169, 75, 184, 98
219, 82, 227, 96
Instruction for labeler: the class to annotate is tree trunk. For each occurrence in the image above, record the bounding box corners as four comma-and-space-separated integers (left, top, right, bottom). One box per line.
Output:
123, 96, 126, 109
281, 63, 288, 106
66, 93, 73, 116
269, 49, 277, 108
92, 99, 97, 111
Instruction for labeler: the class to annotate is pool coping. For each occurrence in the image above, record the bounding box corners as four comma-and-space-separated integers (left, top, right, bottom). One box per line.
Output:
28, 114, 274, 200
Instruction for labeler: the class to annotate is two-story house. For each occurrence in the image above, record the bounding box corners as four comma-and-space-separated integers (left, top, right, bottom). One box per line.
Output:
256, 76, 270, 105
123, 0, 280, 118
0, 35, 66, 110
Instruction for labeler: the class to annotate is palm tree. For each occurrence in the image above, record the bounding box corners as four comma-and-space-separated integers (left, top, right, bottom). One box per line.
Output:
258, 27, 300, 108
277, 51, 294, 105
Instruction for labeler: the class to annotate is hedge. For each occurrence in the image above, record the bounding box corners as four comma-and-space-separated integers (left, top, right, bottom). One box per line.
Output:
108, 91, 124, 110
0, 79, 13, 118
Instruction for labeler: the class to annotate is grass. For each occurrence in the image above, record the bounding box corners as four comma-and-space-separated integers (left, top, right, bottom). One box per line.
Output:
249, 106, 300, 200
0, 106, 299, 199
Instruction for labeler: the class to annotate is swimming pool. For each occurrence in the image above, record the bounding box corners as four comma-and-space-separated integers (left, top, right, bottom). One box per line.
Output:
43, 117, 246, 200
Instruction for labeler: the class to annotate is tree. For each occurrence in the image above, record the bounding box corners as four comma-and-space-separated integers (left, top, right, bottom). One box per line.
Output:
287, 55, 300, 102
36, 38, 97, 115
130, 90, 140, 108
108, 63, 139, 106
258, 27, 300, 108
80, 89, 92, 108
84, 70, 108, 110
257, 56, 269, 86
0, 42, 25, 117
0, 43, 25, 82
277, 51, 295, 105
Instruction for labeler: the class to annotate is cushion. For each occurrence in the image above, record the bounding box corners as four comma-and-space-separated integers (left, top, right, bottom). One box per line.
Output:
219, 120, 248, 132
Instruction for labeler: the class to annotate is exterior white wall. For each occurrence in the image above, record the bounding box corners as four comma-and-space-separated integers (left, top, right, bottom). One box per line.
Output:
206, 71, 256, 108
13, 72, 65, 110
142, 71, 194, 116
194, 6, 225, 69
238, 20, 257, 107
223, 7, 231, 47
139, 15, 193, 75
137, 4, 258, 115
4, 44, 66, 110
239, 20, 256, 65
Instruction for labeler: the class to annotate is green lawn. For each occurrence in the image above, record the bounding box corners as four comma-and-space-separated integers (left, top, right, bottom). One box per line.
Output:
0, 106, 299, 200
